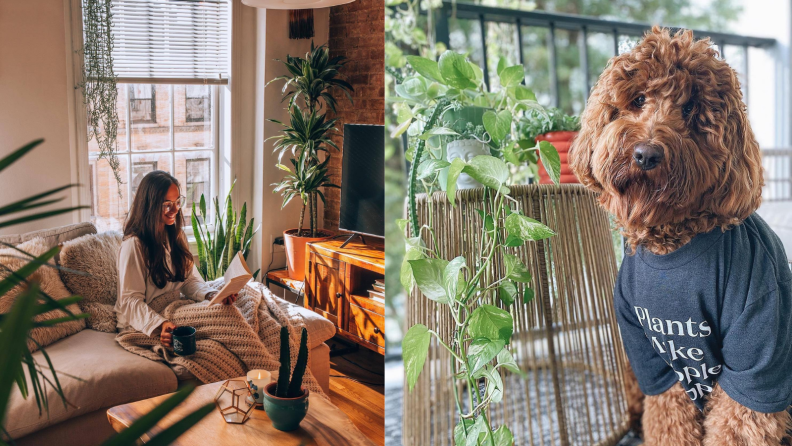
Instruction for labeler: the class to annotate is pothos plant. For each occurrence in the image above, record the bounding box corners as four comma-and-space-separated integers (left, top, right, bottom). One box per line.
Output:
400, 153, 557, 446
392, 50, 561, 238
398, 52, 562, 446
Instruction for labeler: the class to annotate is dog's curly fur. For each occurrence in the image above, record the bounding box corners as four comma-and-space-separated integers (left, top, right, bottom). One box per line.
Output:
570, 26, 789, 444
570, 26, 763, 255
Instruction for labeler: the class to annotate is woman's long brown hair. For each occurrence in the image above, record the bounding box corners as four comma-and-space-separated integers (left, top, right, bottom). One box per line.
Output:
123, 170, 193, 288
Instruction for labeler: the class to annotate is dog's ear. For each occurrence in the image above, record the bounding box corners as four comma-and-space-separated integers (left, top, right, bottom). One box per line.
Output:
707, 71, 763, 221
570, 76, 611, 192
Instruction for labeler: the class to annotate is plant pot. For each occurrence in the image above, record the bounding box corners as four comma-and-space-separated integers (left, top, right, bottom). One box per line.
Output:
443, 139, 490, 190
536, 131, 579, 184
441, 106, 489, 132
283, 228, 333, 280
262, 382, 309, 431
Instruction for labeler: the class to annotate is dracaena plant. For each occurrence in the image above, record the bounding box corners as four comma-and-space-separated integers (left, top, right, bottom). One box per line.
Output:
401, 152, 557, 446
267, 105, 340, 164
271, 148, 339, 236
191, 179, 260, 282
393, 50, 562, 239
267, 42, 353, 238
268, 42, 354, 114
0, 140, 213, 446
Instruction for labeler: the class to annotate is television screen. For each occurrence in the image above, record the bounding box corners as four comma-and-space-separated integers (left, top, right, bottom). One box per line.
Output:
339, 124, 384, 238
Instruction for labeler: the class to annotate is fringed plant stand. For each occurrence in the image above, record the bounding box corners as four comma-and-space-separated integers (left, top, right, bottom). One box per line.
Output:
404, 184, 631, 446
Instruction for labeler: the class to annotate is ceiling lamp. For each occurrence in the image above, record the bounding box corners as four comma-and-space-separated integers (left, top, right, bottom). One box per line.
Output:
241, 0, 355, 39
240, 0, 355, 10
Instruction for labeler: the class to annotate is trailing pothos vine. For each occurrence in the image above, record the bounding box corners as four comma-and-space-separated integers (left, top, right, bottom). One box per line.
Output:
398, 51, 562, 445
80, 0, 123, 195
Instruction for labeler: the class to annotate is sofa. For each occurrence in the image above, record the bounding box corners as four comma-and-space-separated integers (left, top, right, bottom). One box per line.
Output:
0, 222, 335, 446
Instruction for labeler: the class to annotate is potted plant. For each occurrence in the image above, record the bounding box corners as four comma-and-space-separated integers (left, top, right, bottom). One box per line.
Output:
268, 43, 353, 280
263, 326, 310, 431
191, 179, 260, 281
394, 51, 562, 238
271, 147, 339, 280
519, 107, 581, 184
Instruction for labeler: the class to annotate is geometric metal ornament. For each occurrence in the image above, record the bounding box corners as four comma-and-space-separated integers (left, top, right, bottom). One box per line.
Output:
213, 379, 256, 424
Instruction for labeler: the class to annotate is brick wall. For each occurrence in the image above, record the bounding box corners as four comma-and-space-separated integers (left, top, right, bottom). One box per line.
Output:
323, 0, 384, 232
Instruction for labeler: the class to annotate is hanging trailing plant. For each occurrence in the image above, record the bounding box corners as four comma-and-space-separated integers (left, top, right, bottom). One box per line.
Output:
80, 0, 123, 195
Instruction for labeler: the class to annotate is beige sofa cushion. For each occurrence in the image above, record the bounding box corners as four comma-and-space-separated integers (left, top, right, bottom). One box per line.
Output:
269, 290, 336, 349
0, 222, 97, 250
58, 232, 123, 332
0, 237, 86, 351
4, 329, 178, 440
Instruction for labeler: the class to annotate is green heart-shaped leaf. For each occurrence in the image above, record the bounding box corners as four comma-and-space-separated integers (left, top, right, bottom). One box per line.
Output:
538, 140, 561, 185
504, 254, 532, 283
468, 304, 513, 343
402, 324, 432, 391
406, 55, 444, 83
499, 66, 524, 87
482, 110, 512, 142
409, 258, 450, 304
505, 213, 556, 241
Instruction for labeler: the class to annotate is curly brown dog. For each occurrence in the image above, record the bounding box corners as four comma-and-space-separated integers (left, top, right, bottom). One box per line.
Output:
570, 27, 792, 446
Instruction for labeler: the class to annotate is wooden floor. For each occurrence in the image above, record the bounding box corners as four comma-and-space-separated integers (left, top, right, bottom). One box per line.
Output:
326, 337, 384, 446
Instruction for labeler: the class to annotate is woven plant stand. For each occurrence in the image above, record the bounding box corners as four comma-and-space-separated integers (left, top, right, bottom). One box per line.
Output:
403, 184, 631, 446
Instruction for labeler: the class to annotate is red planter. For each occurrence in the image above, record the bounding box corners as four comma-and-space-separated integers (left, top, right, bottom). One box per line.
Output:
536, 131, 579, 184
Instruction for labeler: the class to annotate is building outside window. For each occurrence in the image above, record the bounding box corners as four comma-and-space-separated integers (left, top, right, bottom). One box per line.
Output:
84, 0, 228, 234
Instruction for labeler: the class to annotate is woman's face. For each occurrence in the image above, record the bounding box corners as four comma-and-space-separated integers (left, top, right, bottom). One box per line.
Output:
162, 184, 180, 226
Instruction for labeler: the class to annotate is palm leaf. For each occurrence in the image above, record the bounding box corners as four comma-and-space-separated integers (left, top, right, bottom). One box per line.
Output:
0, 283, 40, 427
0, 139, 43, 174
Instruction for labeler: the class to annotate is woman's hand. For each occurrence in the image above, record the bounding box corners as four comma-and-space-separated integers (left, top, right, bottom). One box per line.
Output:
222, 293, 238, 305
159, 321, 177, 347
205, 291, 237, 305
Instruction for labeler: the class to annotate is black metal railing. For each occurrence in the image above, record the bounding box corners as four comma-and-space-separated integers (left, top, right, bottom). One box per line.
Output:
432, 1, 776, 108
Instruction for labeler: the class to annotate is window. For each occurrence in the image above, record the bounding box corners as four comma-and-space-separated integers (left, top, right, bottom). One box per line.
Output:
83, 0, 230, 234
186, 158, 211, 223
185, 85, 211, 123
129, 85, 156, 124
88, 83, 218, 233
131, 161, 157, 196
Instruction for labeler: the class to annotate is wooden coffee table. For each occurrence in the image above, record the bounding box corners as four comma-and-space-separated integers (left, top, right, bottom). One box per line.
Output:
106, 377, 376, 446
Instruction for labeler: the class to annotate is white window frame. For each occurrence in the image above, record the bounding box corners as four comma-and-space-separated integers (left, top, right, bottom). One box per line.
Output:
65, 0, 243, 258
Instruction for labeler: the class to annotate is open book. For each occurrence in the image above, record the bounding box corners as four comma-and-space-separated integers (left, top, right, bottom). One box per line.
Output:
208, 252, 253, 305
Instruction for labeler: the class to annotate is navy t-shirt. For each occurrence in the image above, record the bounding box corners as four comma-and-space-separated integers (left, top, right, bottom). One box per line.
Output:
615, 213, 792, 413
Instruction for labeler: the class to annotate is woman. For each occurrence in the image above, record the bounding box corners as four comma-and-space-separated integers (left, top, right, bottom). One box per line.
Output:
115, 170, 237, 347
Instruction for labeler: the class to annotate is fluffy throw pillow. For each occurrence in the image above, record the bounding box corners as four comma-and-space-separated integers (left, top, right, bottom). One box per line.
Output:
0, 237, 86, 351
58, 231, 122, 332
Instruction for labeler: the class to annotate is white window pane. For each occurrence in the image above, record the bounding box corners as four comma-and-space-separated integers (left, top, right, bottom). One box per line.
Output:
174, 85, 212, 148
90, 156, 129, 233
131, 84, 171, 151
175, 150, 212, 226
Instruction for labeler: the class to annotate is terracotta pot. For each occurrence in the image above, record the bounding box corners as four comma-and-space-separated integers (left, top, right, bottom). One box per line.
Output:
536, 131, 579, 184
283, 228, 333, 280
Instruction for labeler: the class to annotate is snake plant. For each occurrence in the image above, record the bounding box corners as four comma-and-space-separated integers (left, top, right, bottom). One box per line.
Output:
191, 179, 260, 282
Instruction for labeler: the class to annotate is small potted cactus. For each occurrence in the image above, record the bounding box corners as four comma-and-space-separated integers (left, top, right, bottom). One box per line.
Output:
262, 326, 310, 431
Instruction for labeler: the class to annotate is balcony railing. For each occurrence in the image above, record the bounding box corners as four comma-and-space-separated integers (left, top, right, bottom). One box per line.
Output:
763, 149, 792, 202
431, 1, 776, 109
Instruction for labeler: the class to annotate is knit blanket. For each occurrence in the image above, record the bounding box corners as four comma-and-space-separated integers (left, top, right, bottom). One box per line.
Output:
115, 280, 327, 400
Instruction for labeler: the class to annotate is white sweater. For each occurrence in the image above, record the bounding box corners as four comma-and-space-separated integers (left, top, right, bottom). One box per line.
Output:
114, 236, 214, 336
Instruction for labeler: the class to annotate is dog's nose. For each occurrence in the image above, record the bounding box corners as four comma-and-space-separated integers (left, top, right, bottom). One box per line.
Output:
633, 144, 664, 171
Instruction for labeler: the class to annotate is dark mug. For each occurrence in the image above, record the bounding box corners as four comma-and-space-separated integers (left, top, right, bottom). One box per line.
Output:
172, 326, 196, 356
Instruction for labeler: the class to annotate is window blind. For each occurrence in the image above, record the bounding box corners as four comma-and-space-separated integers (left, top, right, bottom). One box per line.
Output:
109, 0, 230, 84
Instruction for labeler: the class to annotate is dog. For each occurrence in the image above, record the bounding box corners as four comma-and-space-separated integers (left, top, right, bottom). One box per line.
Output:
570, 26, 792, 445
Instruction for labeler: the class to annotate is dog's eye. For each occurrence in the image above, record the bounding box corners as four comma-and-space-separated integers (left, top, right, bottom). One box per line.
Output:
632, 95, 646, 108
682, 101, 695, 118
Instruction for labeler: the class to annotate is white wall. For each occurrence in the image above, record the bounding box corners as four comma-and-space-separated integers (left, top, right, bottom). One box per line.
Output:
0, 0, 78, 234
